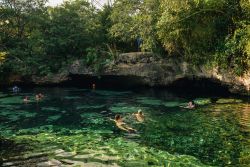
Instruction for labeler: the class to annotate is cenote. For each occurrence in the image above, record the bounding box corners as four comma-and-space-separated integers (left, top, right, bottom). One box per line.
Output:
0, 85, 249, 167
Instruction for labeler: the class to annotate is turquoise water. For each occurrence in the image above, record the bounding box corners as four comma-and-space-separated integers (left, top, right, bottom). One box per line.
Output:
0, 87, 249, 166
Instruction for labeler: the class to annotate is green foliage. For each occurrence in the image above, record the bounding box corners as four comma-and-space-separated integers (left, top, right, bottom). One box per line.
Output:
110, 0, 161, 51
215, 22, 250, 75
110, 0, 250, 74
157, 0, 233, 60
84, 47, 113, 73
0, 52, 7, 63
85, 48, 98, 66
157, 0, 249, 74
0, 0, 249, 77
0, 0, 108, 77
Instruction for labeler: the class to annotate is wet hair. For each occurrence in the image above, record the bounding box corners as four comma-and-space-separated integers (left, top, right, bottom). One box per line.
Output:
115, 114, 121, 120
138, 110, 142, 115
190, 101, 195, 105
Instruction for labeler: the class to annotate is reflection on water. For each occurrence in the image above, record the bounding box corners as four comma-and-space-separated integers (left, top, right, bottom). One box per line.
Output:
0, 87, 249, 166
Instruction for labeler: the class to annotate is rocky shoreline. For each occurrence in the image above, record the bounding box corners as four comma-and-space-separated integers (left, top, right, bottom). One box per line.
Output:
2, 52, 250, 96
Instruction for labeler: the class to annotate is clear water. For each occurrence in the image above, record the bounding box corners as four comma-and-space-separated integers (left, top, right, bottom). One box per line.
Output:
0, 87, 249, 166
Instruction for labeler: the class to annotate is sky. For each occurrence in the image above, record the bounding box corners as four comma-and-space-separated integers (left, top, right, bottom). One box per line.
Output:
48, 0, 110, 7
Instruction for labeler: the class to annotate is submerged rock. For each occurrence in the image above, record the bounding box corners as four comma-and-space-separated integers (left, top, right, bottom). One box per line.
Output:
54, 149, 65, 154
61, 161, 120, 167
95, 155, 120, 161
36, 159, 62, 167
56, 152, 76, 157
74, 154, 94, 159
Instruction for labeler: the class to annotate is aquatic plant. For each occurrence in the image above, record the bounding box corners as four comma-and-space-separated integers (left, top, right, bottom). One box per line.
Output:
137, 97, 163, 106
0, 89, 249, 166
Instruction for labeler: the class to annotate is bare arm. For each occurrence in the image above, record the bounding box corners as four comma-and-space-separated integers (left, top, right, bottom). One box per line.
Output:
116, 124, 130, 132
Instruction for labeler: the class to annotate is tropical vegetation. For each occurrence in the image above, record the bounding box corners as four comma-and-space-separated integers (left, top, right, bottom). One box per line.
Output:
0, 0, 249, 79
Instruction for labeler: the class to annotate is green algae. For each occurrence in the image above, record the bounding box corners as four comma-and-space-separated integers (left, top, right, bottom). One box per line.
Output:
216, 98, 243, 104
94, 90, 131, 96
194, 98, 211, 105
0, 88, 249, 167
76, 104, 105, 110
4, 131, 209, 167
0, 96, 23, 104
0, 92, 6, 98
64, 89, 87, 92
137, 97, 163, 106
46, 115, 61, 122
0, 110, 37, 121
80, 112, 106, 125
42, 107, 60, 112
17, 125, 54, 135
64, 96, 82, 100
163, 101, 182, 107
110, 103, 144, 113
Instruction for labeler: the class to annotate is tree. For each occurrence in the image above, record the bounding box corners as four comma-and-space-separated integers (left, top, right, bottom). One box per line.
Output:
109, 0, 161, 51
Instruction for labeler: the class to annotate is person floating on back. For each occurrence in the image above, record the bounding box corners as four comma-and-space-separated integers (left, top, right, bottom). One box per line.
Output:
133, 109, 144, 122
23, 96, 30, 103
110, 114, 137, 133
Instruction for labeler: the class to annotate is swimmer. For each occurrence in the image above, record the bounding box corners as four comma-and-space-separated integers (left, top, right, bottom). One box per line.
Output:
38, 93, 44, 98
12, 86, 20, 93
183, 101, 196, 109
92, 83, 96, 90
35, 93, 44, 101
110, 114, 137, 133
23, 96, 30, 103
35, 94, 41, 101
133, 109, 144, 122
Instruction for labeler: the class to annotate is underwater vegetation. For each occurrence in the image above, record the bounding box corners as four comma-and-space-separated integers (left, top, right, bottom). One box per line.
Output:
0, 88, 249, 166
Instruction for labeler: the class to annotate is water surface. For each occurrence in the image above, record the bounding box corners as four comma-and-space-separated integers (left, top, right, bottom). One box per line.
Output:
0, 87, 249, 166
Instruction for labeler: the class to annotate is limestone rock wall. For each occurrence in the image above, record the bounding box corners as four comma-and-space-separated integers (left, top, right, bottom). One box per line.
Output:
70, 52, 250, 95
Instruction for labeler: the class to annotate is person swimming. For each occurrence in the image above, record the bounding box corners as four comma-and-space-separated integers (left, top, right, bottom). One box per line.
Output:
35, 93, 44, 101
185, 101, 196, 109
23, 96, 30, 103
92, 83, 96, 90
133, 109, 144, 122
111, 114, 137, 133
12, 86, 20, 93
180, 100, 196, 109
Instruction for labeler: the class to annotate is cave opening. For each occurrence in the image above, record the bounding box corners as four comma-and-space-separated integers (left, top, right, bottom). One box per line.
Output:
66, 74, 147, 90
66, 75, 232, 97
166, 77, 231, 97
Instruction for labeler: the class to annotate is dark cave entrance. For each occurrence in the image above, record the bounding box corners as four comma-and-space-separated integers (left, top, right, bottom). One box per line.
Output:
166, 77, 231, 96
67, 75, 232, 96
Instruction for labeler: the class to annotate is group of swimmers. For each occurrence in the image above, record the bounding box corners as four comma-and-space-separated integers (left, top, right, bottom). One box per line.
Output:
110, 109, 144, 133
110, 101, 196, 133
14, 85, 196, 133
11, 86, 45, 103
23, 93, 44, 103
